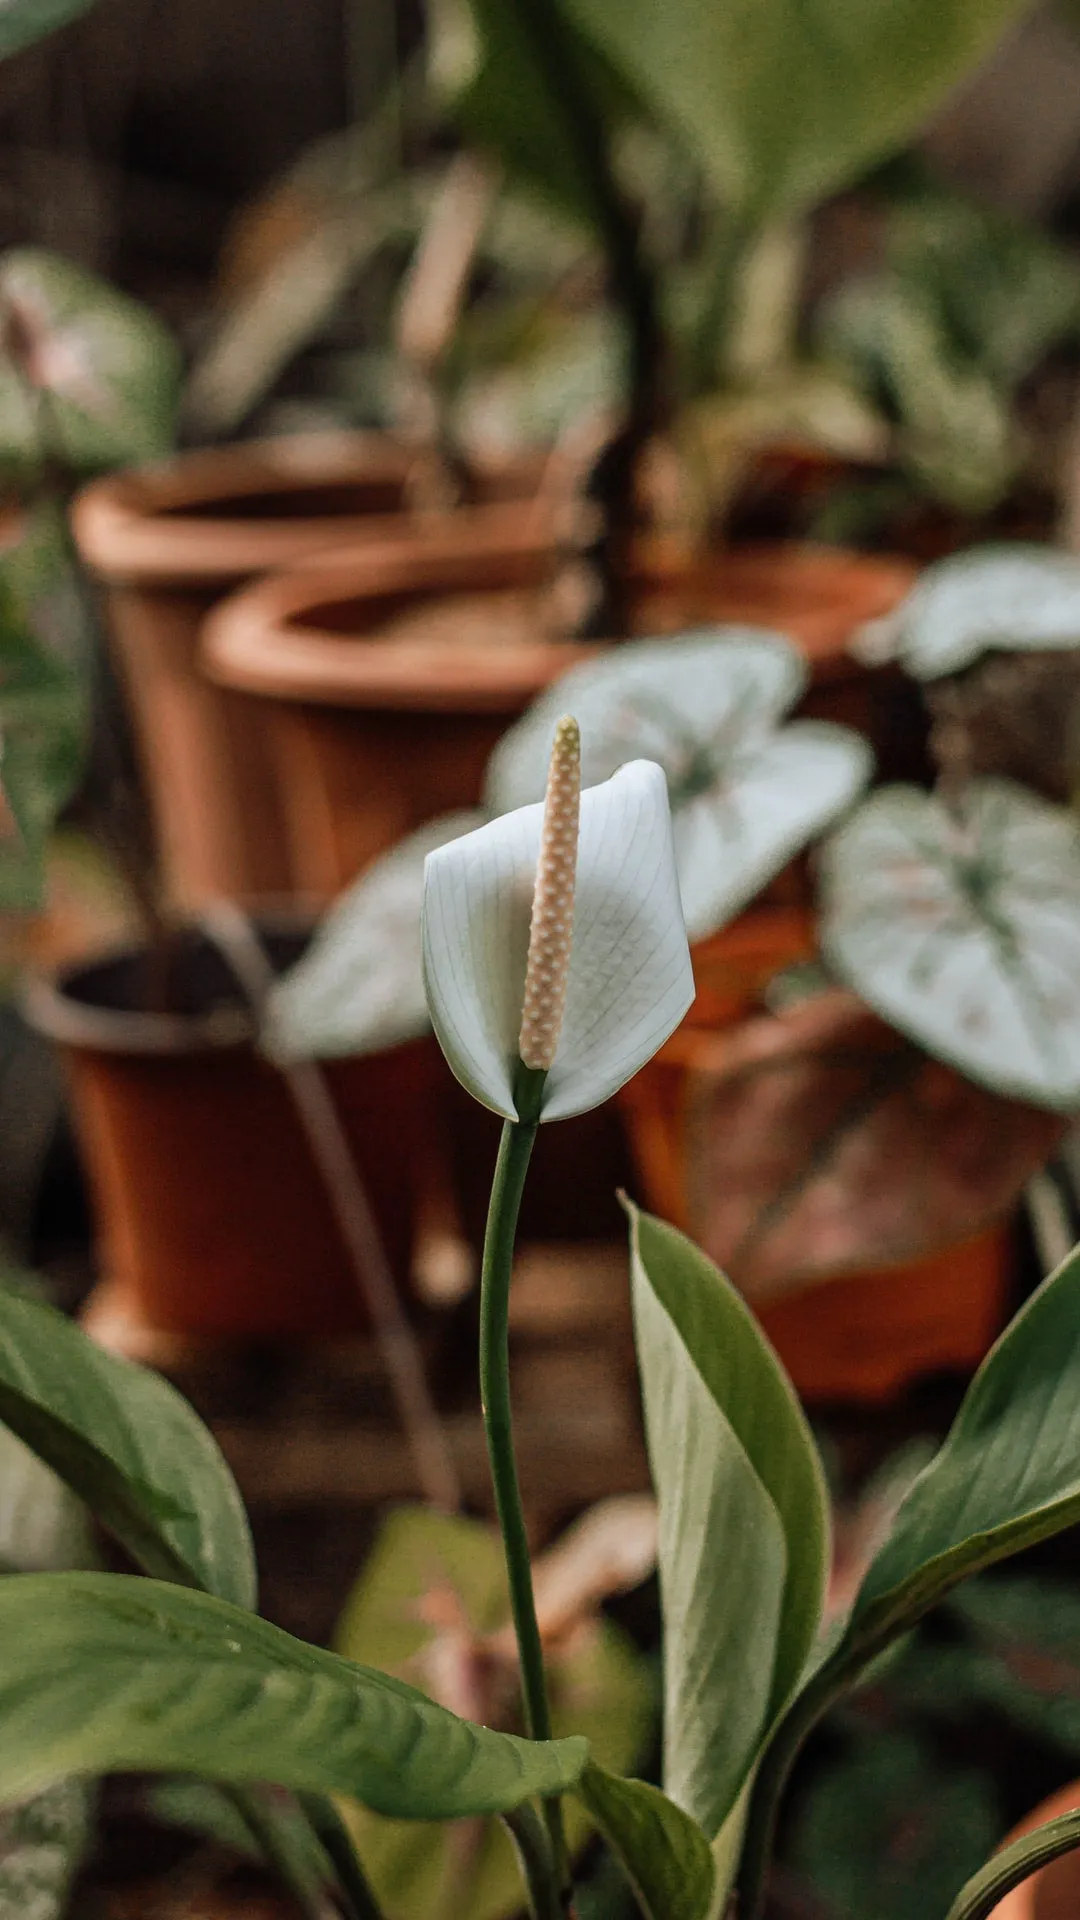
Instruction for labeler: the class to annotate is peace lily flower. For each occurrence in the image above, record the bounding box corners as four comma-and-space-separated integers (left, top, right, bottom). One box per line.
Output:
486, 630, 873, 943
421, 718, 694, 1121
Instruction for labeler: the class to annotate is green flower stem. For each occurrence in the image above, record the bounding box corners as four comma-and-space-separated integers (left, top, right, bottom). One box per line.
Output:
503, 1803, 564, 1920
480, 1062, 569, 1907
735, 1657, 851, 1920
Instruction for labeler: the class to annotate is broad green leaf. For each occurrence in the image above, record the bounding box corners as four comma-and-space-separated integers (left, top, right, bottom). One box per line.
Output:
945, 1810, 1080, 1920
487, 633, 870, 943
0, 1779, 93, 1920
264, 811, 484, 1063
0, 1572, 588, 1818
820, 780, 1080, 1111
573, 1762, 715, 1920
0, 0, 95, 58
0, 1277, 255, 1608
626, 1202, 828, 1842
841, 1240, 1080, 1656
890, 546, 1080, 681
819, 277, 1016, 515
459, 0, 636, 233
562, 0, 1031, 217
0, 247, 180, 478
422, 760, 693, 1121
334, 1506, 654, 1920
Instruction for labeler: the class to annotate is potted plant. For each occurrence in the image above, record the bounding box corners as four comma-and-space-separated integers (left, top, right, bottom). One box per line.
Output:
0, 733, 1079, 1920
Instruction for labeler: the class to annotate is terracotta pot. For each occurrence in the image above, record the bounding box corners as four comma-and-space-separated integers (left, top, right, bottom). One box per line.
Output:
617, 924, 1029, 1406
987, 1783, 1080, 1920
23, 925, 440, 1357
203, 540, 918, 902
72, 432, 552, 909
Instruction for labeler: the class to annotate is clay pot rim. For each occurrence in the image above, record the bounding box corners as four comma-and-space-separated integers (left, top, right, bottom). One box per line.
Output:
201, 542, 600, 712
71, 431, 553, 589
201, 537, 918, 712
21, 914, 313, 1058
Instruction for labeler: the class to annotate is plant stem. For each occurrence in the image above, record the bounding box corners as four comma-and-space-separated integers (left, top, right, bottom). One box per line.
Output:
503, 1803, 564, 1920
297, 1791, 388, 1920
735, 1659, 850, 1920
201, 901, 462, 1516
504, 0, 665, 633
224, 1787, 328, 1920
480, 1064, 569, 1907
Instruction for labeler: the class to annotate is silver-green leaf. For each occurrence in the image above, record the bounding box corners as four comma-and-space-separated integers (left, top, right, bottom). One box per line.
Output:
893, 546, 1080, 681
820, 780, 1080, 1111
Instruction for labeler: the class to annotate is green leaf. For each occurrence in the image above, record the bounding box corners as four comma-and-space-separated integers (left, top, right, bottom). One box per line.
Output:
0, 1276, 256, 1609
625, 1202, 828, 1844
486, 632, 871, 943
458, 0, 634, 233
562, 0, 1032, 217
573, 1762, 715, 1920
334, 1506, 653, 1920
841, 1240, 1080, 1658
820, 780, 1080, 1111
0, 1779, 93, 1920
0, 247, 180, 478
0, 0, 96, 58
945, 1810, 1080, 1920
264, 811, 483, 1063
0, 1572, 588, 1818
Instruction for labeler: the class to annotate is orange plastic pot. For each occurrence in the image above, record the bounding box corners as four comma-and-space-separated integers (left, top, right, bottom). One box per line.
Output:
72, 433, 551, 909
618, 940, 1016, 1407
203, 542, 917, 903
24, 925, 440, 1357
986, 1783, 1080, 1919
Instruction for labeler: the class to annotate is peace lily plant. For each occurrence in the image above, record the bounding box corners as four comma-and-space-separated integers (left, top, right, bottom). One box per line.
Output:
0, 714, 1078, 1917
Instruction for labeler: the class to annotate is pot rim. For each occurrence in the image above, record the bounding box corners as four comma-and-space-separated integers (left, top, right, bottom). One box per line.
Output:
71, 431, 553, 589
21, 912, 313, 1058
201, 537, 917, 711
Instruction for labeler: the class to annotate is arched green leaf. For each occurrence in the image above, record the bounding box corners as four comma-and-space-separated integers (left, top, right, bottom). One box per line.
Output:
0, 0, 96, 58
945, 1808, 1080, 1920
573, 1763, 715, 1920
0, 1276, 255, 1609
0, 1573, 588, 1820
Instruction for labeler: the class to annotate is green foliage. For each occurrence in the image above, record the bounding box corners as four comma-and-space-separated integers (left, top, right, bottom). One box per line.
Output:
791, 1730, 998, 1920
334, 1506, 653, 1920
560, 0, 1032, 216
0, 1780, 93, 1920
820, 780, 1080, 1111
625, 1202, 828, 1854
0, 0, 96, 59
0, 1274, 256, 1607
946, 1808, 1080, 1920
0, 247, 180, 480
574, 1762, 715, 1920
0, 1572, 587, 1817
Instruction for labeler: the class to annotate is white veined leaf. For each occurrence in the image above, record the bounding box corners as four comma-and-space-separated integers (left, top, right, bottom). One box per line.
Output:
0, 248, 180, 479
422, 759, 694, 1121
486, 634, 869, 940
820, 779, 1080, 1111
0, 1779, 93, 1920
893, 545, 1080, 681
263, 811, 485, 1063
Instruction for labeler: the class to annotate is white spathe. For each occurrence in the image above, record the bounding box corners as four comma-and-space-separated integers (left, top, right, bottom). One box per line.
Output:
422, 760, 694, 1121
485, 631, 871, 941
264, 811, 486, 1062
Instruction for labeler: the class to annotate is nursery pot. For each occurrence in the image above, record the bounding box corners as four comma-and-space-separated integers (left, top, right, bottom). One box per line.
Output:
618, 945, 1019, 1406
202, 540, 917, 902
23, 924, 439, 1357
987, 1783, 1080, 1920
72, 432, 552, 909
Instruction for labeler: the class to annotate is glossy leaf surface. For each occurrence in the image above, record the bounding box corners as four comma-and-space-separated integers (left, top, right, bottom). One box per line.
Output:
0, 1572, 588, 1817
0, 1277, 255, 1608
